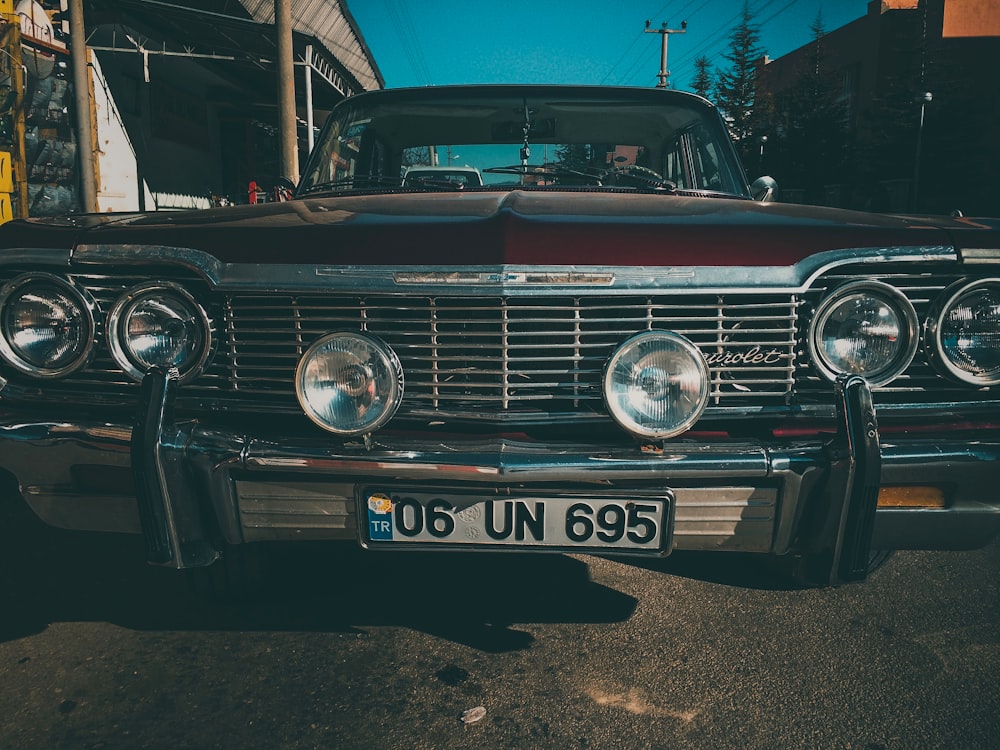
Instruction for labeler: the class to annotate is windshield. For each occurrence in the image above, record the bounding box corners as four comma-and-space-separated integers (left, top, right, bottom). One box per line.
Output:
298, 87, 749, 198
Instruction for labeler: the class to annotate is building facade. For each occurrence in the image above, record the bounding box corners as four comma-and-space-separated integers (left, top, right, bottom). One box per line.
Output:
755, 0, 1000, 215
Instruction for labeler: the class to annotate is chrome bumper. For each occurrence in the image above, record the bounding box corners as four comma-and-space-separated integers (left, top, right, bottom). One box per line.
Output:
1, 371, 998, 585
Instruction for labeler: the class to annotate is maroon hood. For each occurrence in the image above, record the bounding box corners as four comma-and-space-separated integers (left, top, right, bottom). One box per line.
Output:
2, 191, 996, 266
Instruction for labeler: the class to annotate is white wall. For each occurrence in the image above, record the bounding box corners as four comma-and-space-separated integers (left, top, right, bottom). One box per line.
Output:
91, 54, 154, 212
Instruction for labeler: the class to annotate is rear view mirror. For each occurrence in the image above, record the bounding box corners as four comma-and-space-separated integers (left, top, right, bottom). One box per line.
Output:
491, 118, 557, 141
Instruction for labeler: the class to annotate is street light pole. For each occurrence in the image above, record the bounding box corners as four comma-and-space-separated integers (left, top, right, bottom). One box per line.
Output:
912, 91, 932, 212
644, 20, 687, 89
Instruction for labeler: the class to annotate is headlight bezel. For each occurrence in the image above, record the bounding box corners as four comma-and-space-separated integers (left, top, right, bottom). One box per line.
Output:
925, 278, 1000, 386
295, 331, 405, 436
0, 272, 98, 378
807, 280, 919, 387
602, 330, 710, 440
107, 282, 213, 383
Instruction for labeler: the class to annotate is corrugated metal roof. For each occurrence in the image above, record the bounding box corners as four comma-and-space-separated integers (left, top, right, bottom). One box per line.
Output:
240, 0, 383, 91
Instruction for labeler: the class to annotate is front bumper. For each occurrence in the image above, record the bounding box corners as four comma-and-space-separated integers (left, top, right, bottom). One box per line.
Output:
1, 371, 998, 584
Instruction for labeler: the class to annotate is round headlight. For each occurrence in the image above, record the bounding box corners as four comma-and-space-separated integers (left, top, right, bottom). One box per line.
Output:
808, 281, 917, 386
108, 283, 211, 382
0, 273, 96, 377
603, 331, 709, 439
295, 332, 404, 435
926, 279, 1000, 386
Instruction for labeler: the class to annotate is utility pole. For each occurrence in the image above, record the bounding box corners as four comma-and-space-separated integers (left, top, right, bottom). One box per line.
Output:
69, 0, 97, 212
644, 20, 687, 89
275, 0, 298, 182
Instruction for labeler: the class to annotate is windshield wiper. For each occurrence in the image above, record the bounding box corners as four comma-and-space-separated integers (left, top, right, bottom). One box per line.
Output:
673, 188, 746, 199
605, 164, 677, 192
559, 160, 677, 193
483, 163, 603, 184
301, 175, 473, 195
298, 176, 402, 195
403, 175, 468, 191
485, 163, 677, 193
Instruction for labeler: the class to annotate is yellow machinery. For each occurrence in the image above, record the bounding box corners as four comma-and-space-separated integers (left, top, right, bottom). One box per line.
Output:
1, 1, 29, 222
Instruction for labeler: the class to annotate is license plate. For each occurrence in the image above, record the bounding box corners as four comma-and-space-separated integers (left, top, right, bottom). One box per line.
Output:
359, 489, 673, 554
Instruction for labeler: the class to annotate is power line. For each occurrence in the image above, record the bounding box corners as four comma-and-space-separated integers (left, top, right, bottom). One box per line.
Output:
616, 34, 660, 85
605, 0, 704, 86
609, 0, 796, 90
668, 0, 713, 24
614, 0, 728, 88
383, 0, 432, 85
602, 0, 680, 84
757, 0, 801, 32
601, 30, 648, 84
670, 3, 762, 69
395, 0, 433, 83
669, 0, 788, 86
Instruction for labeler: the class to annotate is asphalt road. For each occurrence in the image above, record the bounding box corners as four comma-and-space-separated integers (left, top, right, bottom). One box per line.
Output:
1, 485, 998, 750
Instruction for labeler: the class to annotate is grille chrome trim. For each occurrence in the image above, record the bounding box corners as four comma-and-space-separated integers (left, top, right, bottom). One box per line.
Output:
67, 244, 956, 294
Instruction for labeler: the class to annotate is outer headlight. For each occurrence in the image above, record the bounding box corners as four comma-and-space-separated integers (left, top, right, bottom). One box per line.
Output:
603, 330, 709, 439
808, 281, 917, 386
295, 332, 404, 435
0, 273, 96, 377
108, 283, 211, 382
926, 279, 1000, 386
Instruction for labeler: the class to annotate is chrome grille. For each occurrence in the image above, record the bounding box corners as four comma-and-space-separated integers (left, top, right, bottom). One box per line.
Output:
2, 262, 995, 420
225, 294, 800, 414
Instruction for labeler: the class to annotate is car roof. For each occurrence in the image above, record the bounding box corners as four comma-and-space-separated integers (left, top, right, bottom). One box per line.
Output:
337, 83, 714, 111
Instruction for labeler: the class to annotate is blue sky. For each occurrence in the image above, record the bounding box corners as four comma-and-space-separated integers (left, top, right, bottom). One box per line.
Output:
347, 0, 872, 92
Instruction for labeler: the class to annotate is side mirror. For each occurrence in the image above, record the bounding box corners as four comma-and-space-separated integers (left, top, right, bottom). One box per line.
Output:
751, 176, 778, 203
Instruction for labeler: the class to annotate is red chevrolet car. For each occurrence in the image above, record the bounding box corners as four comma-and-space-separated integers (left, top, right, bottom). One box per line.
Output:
1, 85, 997, 586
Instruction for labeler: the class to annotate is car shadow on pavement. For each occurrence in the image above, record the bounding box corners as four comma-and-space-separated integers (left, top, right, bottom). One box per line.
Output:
609, 549, 806, 591
0, 498, 636, 653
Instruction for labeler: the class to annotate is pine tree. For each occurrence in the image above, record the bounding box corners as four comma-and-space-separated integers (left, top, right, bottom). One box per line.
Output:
775, 13, 851, 203
691, 55, 713, 100
714, 2, 764, 158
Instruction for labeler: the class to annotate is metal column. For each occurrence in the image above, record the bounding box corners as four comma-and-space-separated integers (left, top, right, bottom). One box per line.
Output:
275, 0, 298, 182
68, 0, 97, 212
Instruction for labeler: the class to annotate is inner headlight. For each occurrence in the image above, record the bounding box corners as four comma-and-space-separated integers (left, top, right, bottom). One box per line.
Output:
108, 283, 211, 382
927, 279, 1000, 386
603, 330, 709, 439
808, 281, 917, 386
295, 332, 404, 435
0, 273, 95, 377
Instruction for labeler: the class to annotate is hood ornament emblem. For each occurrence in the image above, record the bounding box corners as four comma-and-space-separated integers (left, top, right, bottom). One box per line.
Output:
393, 270, 615, 285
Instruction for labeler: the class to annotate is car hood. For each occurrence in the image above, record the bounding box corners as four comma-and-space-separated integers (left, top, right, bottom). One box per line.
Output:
2, 191, 996, 266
